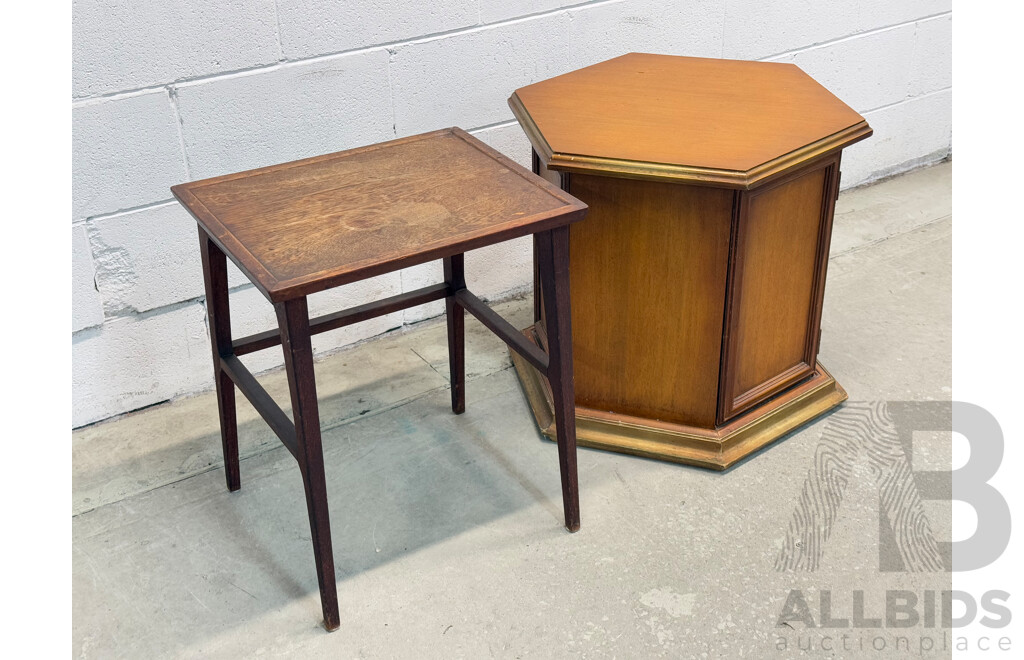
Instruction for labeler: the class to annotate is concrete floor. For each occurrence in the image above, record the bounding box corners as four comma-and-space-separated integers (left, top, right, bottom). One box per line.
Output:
73, 162, 952, 658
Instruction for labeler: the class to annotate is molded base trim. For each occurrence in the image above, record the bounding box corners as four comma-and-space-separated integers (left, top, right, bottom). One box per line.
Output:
511, 324, 847, 470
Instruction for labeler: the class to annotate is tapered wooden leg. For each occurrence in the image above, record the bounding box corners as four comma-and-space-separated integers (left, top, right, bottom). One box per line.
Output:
444, 254, 466, 415
198, 228, 240, 492
532, 233, 543, 324
276, 298, 340, 632
531, 149, 543, 324
536, 226, 581, 532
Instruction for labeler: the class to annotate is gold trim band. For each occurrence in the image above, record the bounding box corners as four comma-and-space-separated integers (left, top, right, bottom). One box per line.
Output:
510, 324, 848, 470
508, 93, 872, 190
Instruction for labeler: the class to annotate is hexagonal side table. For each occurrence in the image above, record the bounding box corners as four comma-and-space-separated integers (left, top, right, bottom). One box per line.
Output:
508, 54, 872, 470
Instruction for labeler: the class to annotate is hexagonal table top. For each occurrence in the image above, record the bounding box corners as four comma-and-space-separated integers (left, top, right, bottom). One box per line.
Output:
510, 53, 871, 188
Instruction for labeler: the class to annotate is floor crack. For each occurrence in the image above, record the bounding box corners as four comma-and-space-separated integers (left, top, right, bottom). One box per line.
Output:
410, 347, 448, 382
830, 213, 951, 260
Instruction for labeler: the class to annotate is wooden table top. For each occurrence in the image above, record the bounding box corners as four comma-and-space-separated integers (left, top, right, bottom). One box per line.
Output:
511, 53, 871, 188
172, 128, 586, 302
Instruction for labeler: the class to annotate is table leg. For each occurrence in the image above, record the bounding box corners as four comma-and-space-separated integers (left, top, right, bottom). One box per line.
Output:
531, 149, 543, 324
444, 254, 466, 415
276, 297, 340, 632
536, 226, 581, 532
198, 228, 240, 492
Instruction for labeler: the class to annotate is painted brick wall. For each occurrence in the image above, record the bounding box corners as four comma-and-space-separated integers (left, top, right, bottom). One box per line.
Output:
71, 0, 952, 427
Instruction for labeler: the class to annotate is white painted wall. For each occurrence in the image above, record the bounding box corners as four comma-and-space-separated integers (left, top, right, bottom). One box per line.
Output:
71, 0, 952, 427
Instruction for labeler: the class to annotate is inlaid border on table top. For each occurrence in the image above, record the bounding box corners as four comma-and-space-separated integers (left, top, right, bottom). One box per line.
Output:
171, 128, 587, 303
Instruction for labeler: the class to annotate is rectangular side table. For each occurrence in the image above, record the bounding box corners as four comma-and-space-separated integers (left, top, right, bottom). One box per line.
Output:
171, 128, 588, 631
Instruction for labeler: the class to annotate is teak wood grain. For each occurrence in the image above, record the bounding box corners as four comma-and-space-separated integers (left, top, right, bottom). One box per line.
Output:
516, 148, 850, 466
511, 53, 871, 188
561, 173, 733, 429
172, 128, 586, 302
511, 54, 866, 468
718, 157, 840, 422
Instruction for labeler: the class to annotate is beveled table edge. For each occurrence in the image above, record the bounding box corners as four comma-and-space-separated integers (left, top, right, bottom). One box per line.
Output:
171, 127, 588, 303
508, 92, 873, 190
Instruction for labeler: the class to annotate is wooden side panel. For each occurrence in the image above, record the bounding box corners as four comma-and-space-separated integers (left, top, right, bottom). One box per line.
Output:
719, 160, 837, 422
566, 174, 733, 428
534, 150, 563, 188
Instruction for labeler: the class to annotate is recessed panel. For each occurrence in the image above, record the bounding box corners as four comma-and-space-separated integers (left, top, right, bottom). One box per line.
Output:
721, 166, 829, 420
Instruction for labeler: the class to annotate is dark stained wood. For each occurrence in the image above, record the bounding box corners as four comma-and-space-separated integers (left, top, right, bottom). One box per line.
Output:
455, 289, 549, 373
718, 157, 838, 422
565, 172, 734, 428
181, 128, 587, 632
198, 229, 240, 492
173, 128, 587, 302
220, 355, 298, 460
443, 255, 466, 415
511, 53, 871, 187
531, 151, 543, 323
536, 226, 580, 532
534, 150, 563, 188
276, 297, 340, 632
532, 154, 564, 324
232, 283, 449, 356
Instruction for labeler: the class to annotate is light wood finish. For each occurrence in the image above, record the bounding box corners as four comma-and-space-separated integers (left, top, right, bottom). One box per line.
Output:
719, 157, 840, 422
566, 173, 733, 428
510, 54, 869, 468
176, 129, 588, 632
173, 128, 585, 302
512, 335, 846, 470
511, 53, 871, 189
